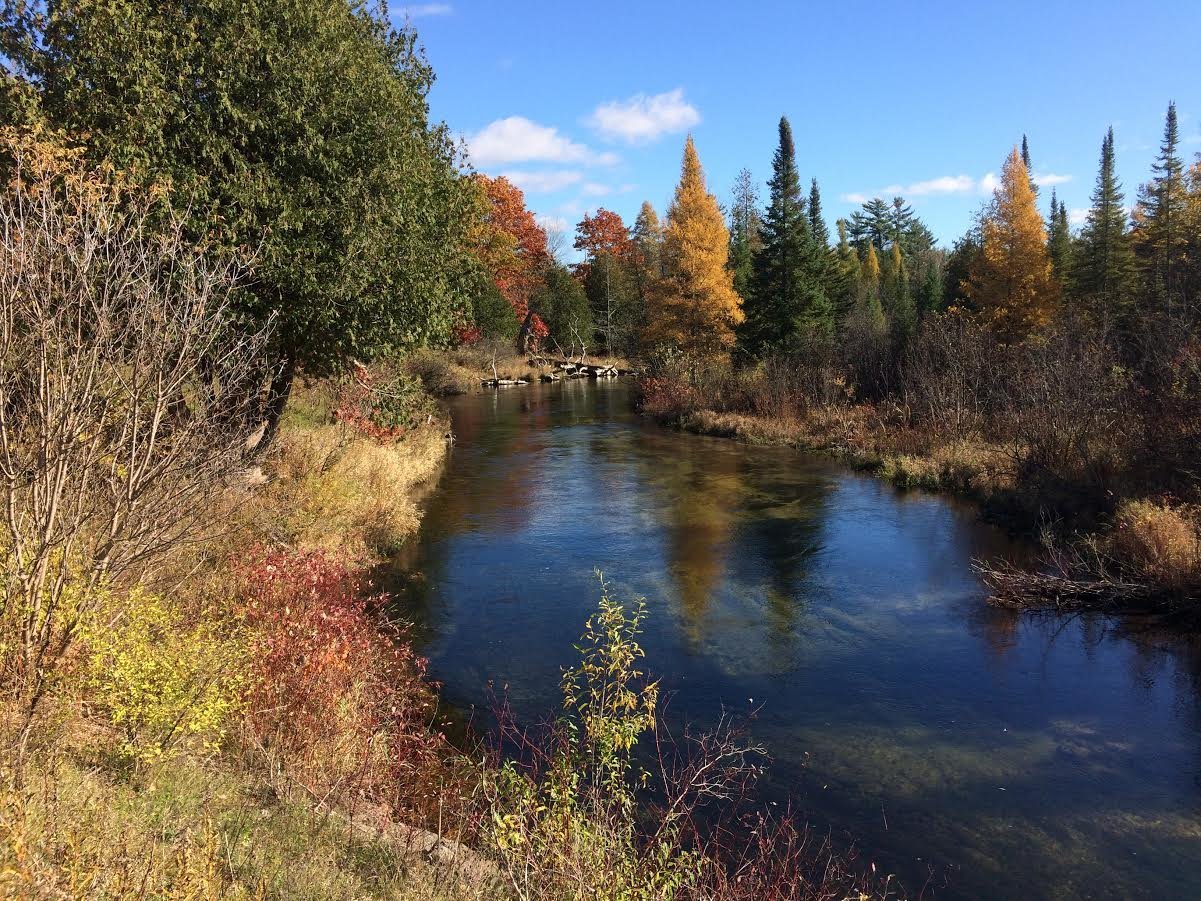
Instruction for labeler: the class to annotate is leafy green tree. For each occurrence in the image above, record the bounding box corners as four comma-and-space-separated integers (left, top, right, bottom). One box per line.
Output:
740, 117, 833, 356
584, 252, 640, 355
1073, 127, 1135, 316
6, 0, 479, 442
471, 280, 521, 342
533, 264, 593, 353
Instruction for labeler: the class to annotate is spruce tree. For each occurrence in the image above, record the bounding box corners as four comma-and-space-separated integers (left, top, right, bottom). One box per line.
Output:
1074, 127, 1134, 313
886, 241, 915, 343
728, 168, 761, 304
809, 177, 830, 248
741, 116, 833, 356
1021, 133, 1039, 197
1134, 101, 1187, 311
1046, 189, 1074, 283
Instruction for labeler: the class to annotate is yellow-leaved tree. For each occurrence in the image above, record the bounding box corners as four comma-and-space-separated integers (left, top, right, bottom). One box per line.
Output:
646, 136, 743, 356
963, 147, 1059, 340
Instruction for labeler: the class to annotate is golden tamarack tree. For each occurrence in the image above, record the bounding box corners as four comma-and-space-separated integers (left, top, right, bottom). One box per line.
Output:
963, 147, 1060, 340
646, 136, 743, 356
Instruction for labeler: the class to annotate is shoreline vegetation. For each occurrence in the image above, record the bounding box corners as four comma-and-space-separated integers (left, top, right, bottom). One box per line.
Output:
634, 347, 1201, 618
2, 0, 1200, 896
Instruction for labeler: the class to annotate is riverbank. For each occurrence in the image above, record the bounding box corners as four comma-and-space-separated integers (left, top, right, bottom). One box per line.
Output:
636, 365, 1201, 616
2, 364, 899, 900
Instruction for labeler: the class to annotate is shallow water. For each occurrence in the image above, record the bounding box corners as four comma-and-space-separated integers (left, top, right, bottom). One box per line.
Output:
389, 379, 1201, 899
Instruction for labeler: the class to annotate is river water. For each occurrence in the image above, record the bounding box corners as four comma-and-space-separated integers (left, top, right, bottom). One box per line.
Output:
388, 379, 1201, 899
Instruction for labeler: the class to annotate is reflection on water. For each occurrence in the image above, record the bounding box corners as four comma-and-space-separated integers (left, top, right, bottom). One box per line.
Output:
387, 380, 1201, 900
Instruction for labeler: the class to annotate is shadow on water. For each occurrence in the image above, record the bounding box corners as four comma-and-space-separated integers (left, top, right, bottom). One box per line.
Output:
380, 380, 1201, 900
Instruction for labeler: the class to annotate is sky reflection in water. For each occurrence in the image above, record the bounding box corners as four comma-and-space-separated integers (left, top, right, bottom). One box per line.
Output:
389, 380, 1201, 900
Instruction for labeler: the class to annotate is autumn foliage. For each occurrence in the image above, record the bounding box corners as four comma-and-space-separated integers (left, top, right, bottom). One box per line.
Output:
646, 136, 744, 355
963, 148, 1060, 339
572, 208, 635, 278
472, 174, 550, 323
239, 547, 445, 815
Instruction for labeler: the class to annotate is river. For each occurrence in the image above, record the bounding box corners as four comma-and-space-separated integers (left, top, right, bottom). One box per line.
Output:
388, 378, 1201, 899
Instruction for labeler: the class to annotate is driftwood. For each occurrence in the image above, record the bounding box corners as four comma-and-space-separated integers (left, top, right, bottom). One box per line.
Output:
973, 558, 1155, 611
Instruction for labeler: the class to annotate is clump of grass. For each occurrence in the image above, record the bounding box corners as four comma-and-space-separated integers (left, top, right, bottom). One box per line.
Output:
1113, 500, 1201, 593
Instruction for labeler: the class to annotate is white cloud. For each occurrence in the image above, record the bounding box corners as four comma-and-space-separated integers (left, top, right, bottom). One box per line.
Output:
588, 88, 701, 144
840, 192, 870, 204
978, 172, 1000, 194
1068, 208, 1089, 227
500, 170, 583, 194
394, 3, 452, 18
904, 174, 976, 196
467, 117, 619, 167
1033, 172, 1072, 187
580, 182, 612, 197
843, 172, 1009, 205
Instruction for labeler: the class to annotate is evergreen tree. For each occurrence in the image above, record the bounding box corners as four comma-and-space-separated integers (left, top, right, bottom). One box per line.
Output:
584, 252, 639, 355
632, 201, 665, 280
533, 264, 593, 352
848, 196, 935, 259
964, 147, 1059, 339
1046, 189, 1074, 283
1133, 101, 1187, 311
917, 255, 944, 315
885, 241, 915, 342
1021, 133, 1039, 197
728, 168, 761, 303
645, 136, 743, 355
1074, 127, 1135, 313
809, 178, 830, 248
740, 117, 833, 356
833, 219, 861, 320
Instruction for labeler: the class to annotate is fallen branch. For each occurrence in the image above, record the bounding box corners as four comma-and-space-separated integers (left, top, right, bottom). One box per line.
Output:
973, 558, 1154, 611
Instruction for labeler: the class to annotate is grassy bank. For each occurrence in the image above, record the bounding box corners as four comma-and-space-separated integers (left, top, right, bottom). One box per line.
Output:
637, 357, 1201, 613
2, 363, 899, 900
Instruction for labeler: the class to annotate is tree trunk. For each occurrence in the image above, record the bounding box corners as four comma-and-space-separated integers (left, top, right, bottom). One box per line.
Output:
255, 357, 295, 453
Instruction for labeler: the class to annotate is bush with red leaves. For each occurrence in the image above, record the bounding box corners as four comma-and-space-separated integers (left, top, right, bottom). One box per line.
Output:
238, 547, 444, 815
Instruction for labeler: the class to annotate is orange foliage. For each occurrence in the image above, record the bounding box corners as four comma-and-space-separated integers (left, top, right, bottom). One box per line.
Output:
572, 208, 633, 278
472, 174, 550, 321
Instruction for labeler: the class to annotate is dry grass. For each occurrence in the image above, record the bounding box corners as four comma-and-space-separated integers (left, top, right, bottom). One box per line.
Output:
1113, 500, 1201, 593
251, 378, 449, 558
0, 730, 495, 901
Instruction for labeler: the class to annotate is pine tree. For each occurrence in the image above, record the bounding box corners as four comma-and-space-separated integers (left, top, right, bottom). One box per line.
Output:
885, 241, 915, 342
809, 178, 830, 248
964, 147, 1059, 339
728, 168, 761, 304
740, 117, 833, 356
645, 136, 743, 355
917, 255, 944, 315
1133, 101, 1187, 311
1046, 189, 1073, 283
833, 219, 860, 320
1074, 127, 1135, 313
1021, 133, 1039, 197
848, 196, 935, 259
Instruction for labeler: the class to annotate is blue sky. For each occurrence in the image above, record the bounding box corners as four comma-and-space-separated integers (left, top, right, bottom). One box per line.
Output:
393, 0, 1201, 251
